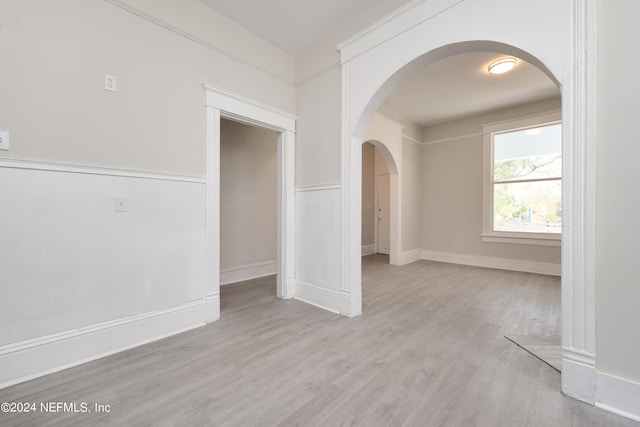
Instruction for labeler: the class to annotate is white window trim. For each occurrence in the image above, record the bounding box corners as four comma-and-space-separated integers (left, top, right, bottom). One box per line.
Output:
482, 110, 562, 247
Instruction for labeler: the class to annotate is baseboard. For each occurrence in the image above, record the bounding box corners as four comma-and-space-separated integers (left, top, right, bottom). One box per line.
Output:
293, 281, 341, 314
361, 244, 375, 256
398, 248, 422, 265
0, 300, 206, 389
561, 348, 596, 404
220, 261, 277, 285
421, 250, 561, 276
595, 371, 640, 422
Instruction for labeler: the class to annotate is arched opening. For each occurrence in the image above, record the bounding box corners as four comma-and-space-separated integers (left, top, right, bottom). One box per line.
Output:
361, 139, 400, 266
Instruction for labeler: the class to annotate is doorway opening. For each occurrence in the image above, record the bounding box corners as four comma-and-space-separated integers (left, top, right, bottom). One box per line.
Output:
361, 141, 397, 262
219, 118, 279, 310
204, 85, 295, 322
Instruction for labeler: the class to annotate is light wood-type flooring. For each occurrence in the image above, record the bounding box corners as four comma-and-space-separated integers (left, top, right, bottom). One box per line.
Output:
1, 255, 637, 426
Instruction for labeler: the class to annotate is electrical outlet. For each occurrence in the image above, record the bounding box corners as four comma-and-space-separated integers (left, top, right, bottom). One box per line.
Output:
104, 74, 117, 92
115, 197, 128, 212
0, 130, 9, 150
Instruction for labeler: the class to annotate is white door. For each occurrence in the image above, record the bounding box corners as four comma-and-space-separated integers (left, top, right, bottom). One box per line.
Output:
376, 174, 391, 254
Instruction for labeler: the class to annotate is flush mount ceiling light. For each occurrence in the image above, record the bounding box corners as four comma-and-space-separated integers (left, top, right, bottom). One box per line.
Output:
488, 57, 517, 75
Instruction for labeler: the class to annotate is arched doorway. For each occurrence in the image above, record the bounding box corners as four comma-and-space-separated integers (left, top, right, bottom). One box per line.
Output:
361, 139, 400, 264
337, 1, 596, 403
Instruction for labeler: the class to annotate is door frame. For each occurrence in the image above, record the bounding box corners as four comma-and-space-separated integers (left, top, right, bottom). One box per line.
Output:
375, 173, 391, 255
204, 85, 296, 322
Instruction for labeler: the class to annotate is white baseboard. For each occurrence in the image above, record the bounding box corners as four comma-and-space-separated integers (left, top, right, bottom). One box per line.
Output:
561, 349, 596, 404
361, 244, 375, 256
220, 261, 277, 285
293, 281, 341, 314
596, 371, 640, 422
0, 300, 206, 389
398, 248, 422, 265
421, 250, 561, 276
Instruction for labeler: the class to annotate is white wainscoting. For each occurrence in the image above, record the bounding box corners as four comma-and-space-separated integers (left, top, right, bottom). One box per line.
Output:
595, 371, 640, 422
220, 261, 277, 285
421, 250, 561, 276
0, 161, 207, 387
294, 185, 343, 314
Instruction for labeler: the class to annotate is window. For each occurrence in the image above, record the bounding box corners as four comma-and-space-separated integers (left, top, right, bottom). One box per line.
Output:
482, 111, 562, 246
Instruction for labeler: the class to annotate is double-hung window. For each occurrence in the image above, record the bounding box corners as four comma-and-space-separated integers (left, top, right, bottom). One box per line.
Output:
482, 111, 562, 246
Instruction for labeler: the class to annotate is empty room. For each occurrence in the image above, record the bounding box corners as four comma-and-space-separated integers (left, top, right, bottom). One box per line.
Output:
1, 0, 639, 425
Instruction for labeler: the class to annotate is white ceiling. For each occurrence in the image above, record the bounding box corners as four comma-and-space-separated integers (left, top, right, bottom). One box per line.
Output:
381, 52, 560, 128
199, 0, 381, 54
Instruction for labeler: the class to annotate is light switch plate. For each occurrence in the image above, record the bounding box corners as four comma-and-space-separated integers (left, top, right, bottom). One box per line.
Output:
0, 130, 9, 150
104, 74, 117, 92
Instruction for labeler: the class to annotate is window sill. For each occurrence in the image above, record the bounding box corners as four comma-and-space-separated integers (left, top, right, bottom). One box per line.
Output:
481, 234, 561, 247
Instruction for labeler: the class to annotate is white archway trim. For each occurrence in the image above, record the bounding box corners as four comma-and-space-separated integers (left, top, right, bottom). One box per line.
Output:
204, 85, 296, 322
338, 0, 597, 407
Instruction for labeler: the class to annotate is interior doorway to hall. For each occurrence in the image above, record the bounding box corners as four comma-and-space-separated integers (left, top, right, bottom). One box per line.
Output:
362, 141, 392, 260
219, 118, 278, 310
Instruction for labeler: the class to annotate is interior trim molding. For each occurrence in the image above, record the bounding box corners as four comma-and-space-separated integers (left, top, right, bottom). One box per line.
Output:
421, 250, 561, 276
560, 0, 597, 403
0, 158, 205, 183
220, 261, 277, 285
337, 0, 464, 63
0, 300, 206, 389
595, 371, 640, 422
361, 244, 376, 256
293, 281, 341, 314
295, 184, 342, 192
103, 0, 293, 86
562, 348, 596, 404
398, 248, 422, 265
422, 131, 483, 145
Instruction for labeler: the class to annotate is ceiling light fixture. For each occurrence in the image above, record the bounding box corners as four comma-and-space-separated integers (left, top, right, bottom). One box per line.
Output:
488, 57, 517, 75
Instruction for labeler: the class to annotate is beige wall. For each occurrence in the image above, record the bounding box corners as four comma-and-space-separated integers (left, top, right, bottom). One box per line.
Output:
401, 137, 423, 251
0, 0, 294, 175
361, 142, 376, 247
220, 119, 277, 270
596, 0, 640, 383
421, 98, 562, 264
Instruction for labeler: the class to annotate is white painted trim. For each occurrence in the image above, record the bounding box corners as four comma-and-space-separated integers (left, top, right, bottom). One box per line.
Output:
103, 0, 293, 86
481, 110, 562, 134
481, 234, 561, 247
422, 131, 483, 145
295, 183, 342, 192
205, 107, 221, 323
0, 300, 206, 388
560, 0, 598, 403
293, 281, 341, 314
0, 158, 205, 183
205, 85, 296, 313
398, 248, 422, 265
337, 0, 464, 62
361, 244, 376, 256
402, 133, 424, 145
204, 84, 296, 131
595, 372, 640, 422
562, 348, 596, 404
421, 250, 561, 276
220, 261, 277, 285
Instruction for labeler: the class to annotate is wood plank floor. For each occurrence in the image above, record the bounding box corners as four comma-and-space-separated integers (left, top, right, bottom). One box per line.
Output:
1, 255, 637, 426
